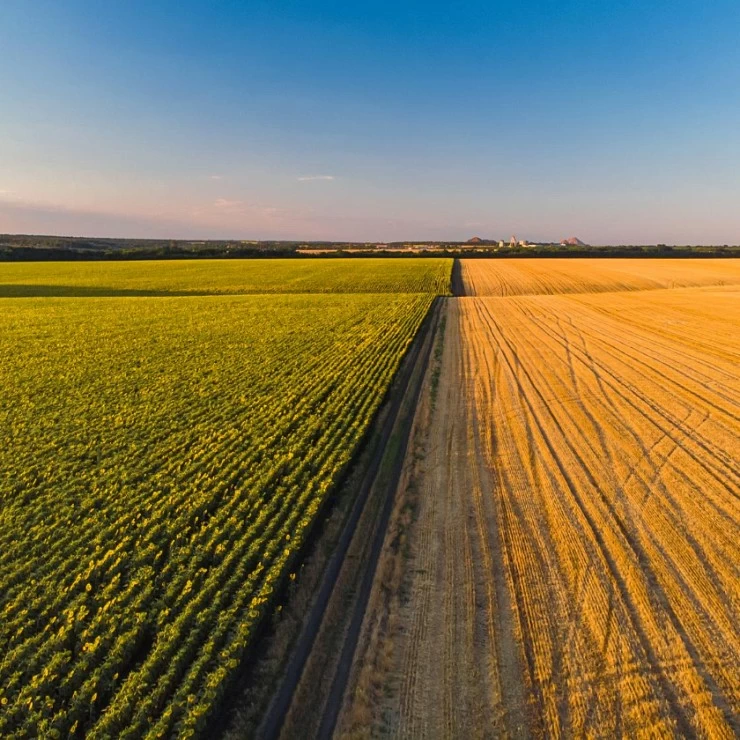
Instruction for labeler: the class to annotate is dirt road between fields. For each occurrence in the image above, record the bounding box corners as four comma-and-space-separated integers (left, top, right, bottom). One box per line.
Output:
335, 262, 740, 738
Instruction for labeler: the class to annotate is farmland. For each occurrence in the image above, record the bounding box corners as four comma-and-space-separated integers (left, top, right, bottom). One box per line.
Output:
338, 261, 740, 737
0, 259, 449, 737
459, 257, 740, 297
0, 257, 452, 297
3, 256, 739, 738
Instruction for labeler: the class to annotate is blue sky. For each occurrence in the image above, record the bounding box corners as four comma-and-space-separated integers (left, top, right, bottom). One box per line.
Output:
1, 0, 739, 243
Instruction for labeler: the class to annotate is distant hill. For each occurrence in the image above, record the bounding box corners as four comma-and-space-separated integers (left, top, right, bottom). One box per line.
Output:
560, 236, 588, 246
466, 236, 500, 245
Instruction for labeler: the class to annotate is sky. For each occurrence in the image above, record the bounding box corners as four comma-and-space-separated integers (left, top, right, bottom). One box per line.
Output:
1, 0, 739, 244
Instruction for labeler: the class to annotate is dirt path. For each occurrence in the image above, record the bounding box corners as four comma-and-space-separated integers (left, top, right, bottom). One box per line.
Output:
386, 298, 531, 737
335, 298, 532, 738
335, 263, 740, 738
450, 258, 465, 296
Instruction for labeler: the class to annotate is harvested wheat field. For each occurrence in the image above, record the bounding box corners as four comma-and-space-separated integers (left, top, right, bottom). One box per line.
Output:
338, 261, 740, 738
460, 257, 740, 297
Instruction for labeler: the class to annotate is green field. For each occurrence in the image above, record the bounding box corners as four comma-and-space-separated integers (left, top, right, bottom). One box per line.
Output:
0, 257, 451, 296
0, 259, 450, 737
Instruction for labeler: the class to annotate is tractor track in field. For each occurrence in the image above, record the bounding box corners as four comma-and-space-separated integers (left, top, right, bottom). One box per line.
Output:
334, 260, 739, 738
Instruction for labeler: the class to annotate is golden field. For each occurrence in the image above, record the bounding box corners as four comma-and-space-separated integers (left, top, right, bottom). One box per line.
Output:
339, 260, 740, 738
460, 257, 740, 296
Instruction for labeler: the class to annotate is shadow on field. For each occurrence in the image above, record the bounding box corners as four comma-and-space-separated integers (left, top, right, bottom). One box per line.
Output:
0, 284, 209, 298
451, 258, 466, 296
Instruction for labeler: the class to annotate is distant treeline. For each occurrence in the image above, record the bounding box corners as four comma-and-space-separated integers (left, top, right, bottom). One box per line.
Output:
1, 234, 738, 260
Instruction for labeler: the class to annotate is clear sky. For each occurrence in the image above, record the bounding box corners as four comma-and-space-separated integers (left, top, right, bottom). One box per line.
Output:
1, 0, 739, 244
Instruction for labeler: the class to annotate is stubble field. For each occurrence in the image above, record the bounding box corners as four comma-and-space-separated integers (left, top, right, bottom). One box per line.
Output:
459, 257, 740, 297
340, 259, 740, 738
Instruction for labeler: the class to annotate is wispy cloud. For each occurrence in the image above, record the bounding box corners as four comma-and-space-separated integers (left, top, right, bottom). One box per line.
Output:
209, 175, 223, 180
296, 175, 335, 182
212, 198, 244, 213
0, 197, 206, 239
208, 199, 308, 221
0, 193, 327, 240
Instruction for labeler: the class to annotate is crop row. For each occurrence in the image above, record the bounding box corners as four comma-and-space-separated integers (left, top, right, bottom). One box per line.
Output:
0, 292, 434, 737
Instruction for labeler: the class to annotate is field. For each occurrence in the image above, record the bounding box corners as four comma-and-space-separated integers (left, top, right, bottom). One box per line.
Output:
0, 257, 451, 297
4, 256, 738, 738
339, 260, 740, 737
0, 259, 449, 737
459, 257, 740, 296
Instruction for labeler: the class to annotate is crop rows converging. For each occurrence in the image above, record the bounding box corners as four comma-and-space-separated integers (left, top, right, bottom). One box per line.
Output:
0, 263, 443, 738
